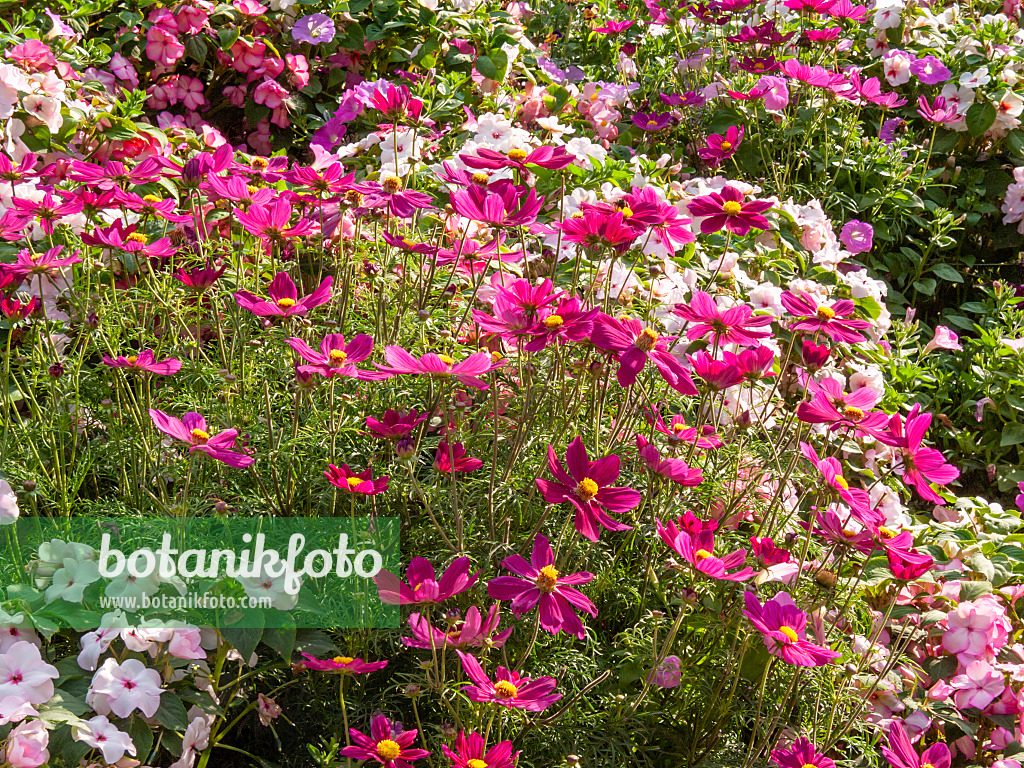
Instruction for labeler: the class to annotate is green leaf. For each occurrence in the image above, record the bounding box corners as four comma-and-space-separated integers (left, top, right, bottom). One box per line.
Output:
931, 263, 963, 282
153, 692, 189, 732
966, 101, 998, 138
184, 36, 208, 64
913, 278, 937, 296
262, 625, 296, 657
129, 717, 155, 764
1009, 130, 1024, 157
475, 54, 498, 80
960, 580, 993, 600
1002, 422, 1024, 447
217, 26, 240, 51
222, 619, 264, 660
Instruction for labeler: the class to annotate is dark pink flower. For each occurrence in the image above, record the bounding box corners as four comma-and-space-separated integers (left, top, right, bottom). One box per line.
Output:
742, 591, 840, 666
633, 112, 673, 131
874, 405, 959, 504
687, 186, 773, 236
687, 350, 745, 391
796, 376, 889, 434
442, 732, 519, 768
771, 738, 835, 768
148, 409, 254, 468
325, 464, 389, 495
341, 714, 429, 768
366, 410, 427, 440
374, 557, 479, 605
102, 350, 181, 376
375, 347, 502, 390
673, 290, 773, 346
780, 289, 871, 344
450, 184, 543, 227
558, 210, 638, 254
487, 534, 597, 639
462, 146, 575, 173
645, 408, 723, 449
434, 441, 483, 473
7, 190, 83, 234
697, 125, 744, 165
300, 654, 388, 674
636, 435, 703, 486
456, 651, 562, 711
535, 437, 639, 541
592, 314, 697, 394
881, 721, 950, 768
799, 442, 871, 516
403, 605, 512, 650
234, 198, 315, 243
523, 297, 599, 352
657, 519, 753, 581
234, 272, 333, 318
0, 245, 80, 282
363, 176, 435, 219
593, 19, 636, 33
286, 333, 374, 379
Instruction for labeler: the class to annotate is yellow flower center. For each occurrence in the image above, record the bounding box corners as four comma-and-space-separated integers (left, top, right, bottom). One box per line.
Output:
575, 477, 599, 502
127, 233, 148, 244
922, 764, 935, 768
571, 211, 585, 219
468, 761, 489, 768
376, 740, 402, 761
755, 63, 765, 70
382, 175, 403, 194
834, 475, 849, 490
328, 350, 348, 366
29, 253, 41, 261
722, 200, 743, 216
694, 549, 713, 561
142, 194, 161, 204
126, 356, 138, 365
647, 119, 658, 127
779, 626, 799, 642
878, 527, 896, 540
247, 184, 260, 196
346, 477, 362, 489
251, 157, 270, 170
276, 298, 296, 308
815, 306, 836, 321
536, 565, 559, 592
494, 680, 519, 698
437, 354, 455, 365
190, 428, 210, 443
720, 141, 732, 151
508, 148, 528, 162
544, 315, 564, 329
843, 406, 864, 422
471, 172, 490, 185
333, 656, 354, 664
802, 763, 818, 768
620, 206, 633, 218
635, 327, 659, 352
672, 423, 686, 433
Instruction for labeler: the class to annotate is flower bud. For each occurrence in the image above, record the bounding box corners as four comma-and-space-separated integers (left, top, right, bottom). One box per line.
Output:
396, 437, 416, 459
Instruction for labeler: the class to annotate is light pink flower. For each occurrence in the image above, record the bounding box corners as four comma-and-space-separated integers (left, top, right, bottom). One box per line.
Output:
924, 326, 961, 354
943, 601, 995, 658
88, 657, 164, 718
146, 26, 185, 67
2, 720, 48, 768
950, 660, 1005, 710
0, 641, 58, 706
74, 715, 137, 765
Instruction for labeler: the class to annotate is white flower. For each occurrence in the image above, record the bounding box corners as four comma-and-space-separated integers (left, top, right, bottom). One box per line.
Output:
0, 641, 59, 706
77, 627, 120, 671
89, 657, 164, 718
0, 479, 18, 525
170, 712, 213, 768
74, 715, 137, 765
0, 695, 37, 725
873, 4, 903, 29
536, 116, 574, 138
959, 67, 992, 88
44, 558, 100, 603
21, 94, 62, 133
237, 573, 300, 610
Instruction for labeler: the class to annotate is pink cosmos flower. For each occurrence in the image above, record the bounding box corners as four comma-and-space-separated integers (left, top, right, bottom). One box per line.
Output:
300, 654, 388, 674
950, 660, 1005, 710
487, 534, 597, 639
742, 591, 841, 666
234, 272, 333, 318
341, 714, 429, 768
235, 199, 315, 244
645, 408, 724, 449
673, 290, 773, 346
366, 410, 428, 440
523, 297, 599, 352
882, 721, 951, 768
403, 604, 512, 650
325, 464, 389, 495
558, 210, 639, 254
102, 350, 182, 376
450, 184, 543, 227
148, 409, 254, 468
592, 314, 697, 394
434, 441, 483, 472
650, 655, 682, 688
687, 186, 773, 236
456, 651, 562, 711
88, 658, 163, 718
839, 220, 874, 253
462, 146, 575, 173
874, 405, 959, 504
635, 435, 703, 486
687, 350, 744, 391
697, 125, 744, 165
923, 326, 961, 354
796, 377, 889, 434
633, 112, 673, 131
917, 96, 960, 125
443, 732, 519, 768
0, 246, 80, 283
799, 443, 872, 516
535, 436, 639, 541
771, 738, 835, 768
374, 557, 480, 605
375, 347, 502, 389
781, 290, 871, 344
657, 519, 753, 581
286, 333, 374, 378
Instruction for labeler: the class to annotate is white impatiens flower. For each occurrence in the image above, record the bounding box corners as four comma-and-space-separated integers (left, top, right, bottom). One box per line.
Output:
0, 641, 59, 706
0, 479, 17, 525
237, 572, 300, 610
21, 94, 62, 133
73, 715, 137, 765
170, 713, 213, 768
44, 557, 101, 603
959, 67, 992, 88
0, 695, 37, 726
89, 657, 164, 718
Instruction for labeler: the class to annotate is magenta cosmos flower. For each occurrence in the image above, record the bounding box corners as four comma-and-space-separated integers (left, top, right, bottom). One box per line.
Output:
770, 738, 835, 768
487, 534, 597, 639
341, 714, 429, 768
636, 435, 703, 486
148, 409, 254, 468
536, 437, 639, 541
450, 184, 543, 227
780, 289, 871, 344
434, 440, 483, 473
325, 464, 389, 495
875, 405, 960, 504
592, 314, 698, 395
456, 651, 562, 711
881, 721, 950, 768
443, 732, 519, 768
234, 272, 333, 317
558, 210, 638, 254
366, 409, 427, 440
657, 519, 753, 581
374, 556, 479, 605
687, 185, 773, 236
0, 245, 80, 282
796, 377, 889, 435
697, 125, 744, 165
461, 145, 575, 173
673, 290, 772, 346
300, 654, 388, 674
742, 591, 840, 666
234, 198, 315, 244
102, 350, 181, 376
403, 604, 512, 650
375, 347, 502, 390
286, 333, 374, 379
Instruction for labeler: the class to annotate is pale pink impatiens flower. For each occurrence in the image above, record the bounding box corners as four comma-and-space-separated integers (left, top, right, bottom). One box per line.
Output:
949, 659, 1005, 710
146, 26, 185, 66
73, 715, 137, 765
0, 641, 59, 706
2, 719, 49, 768
88, 657, 164, 718
942, 601, 997, 659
